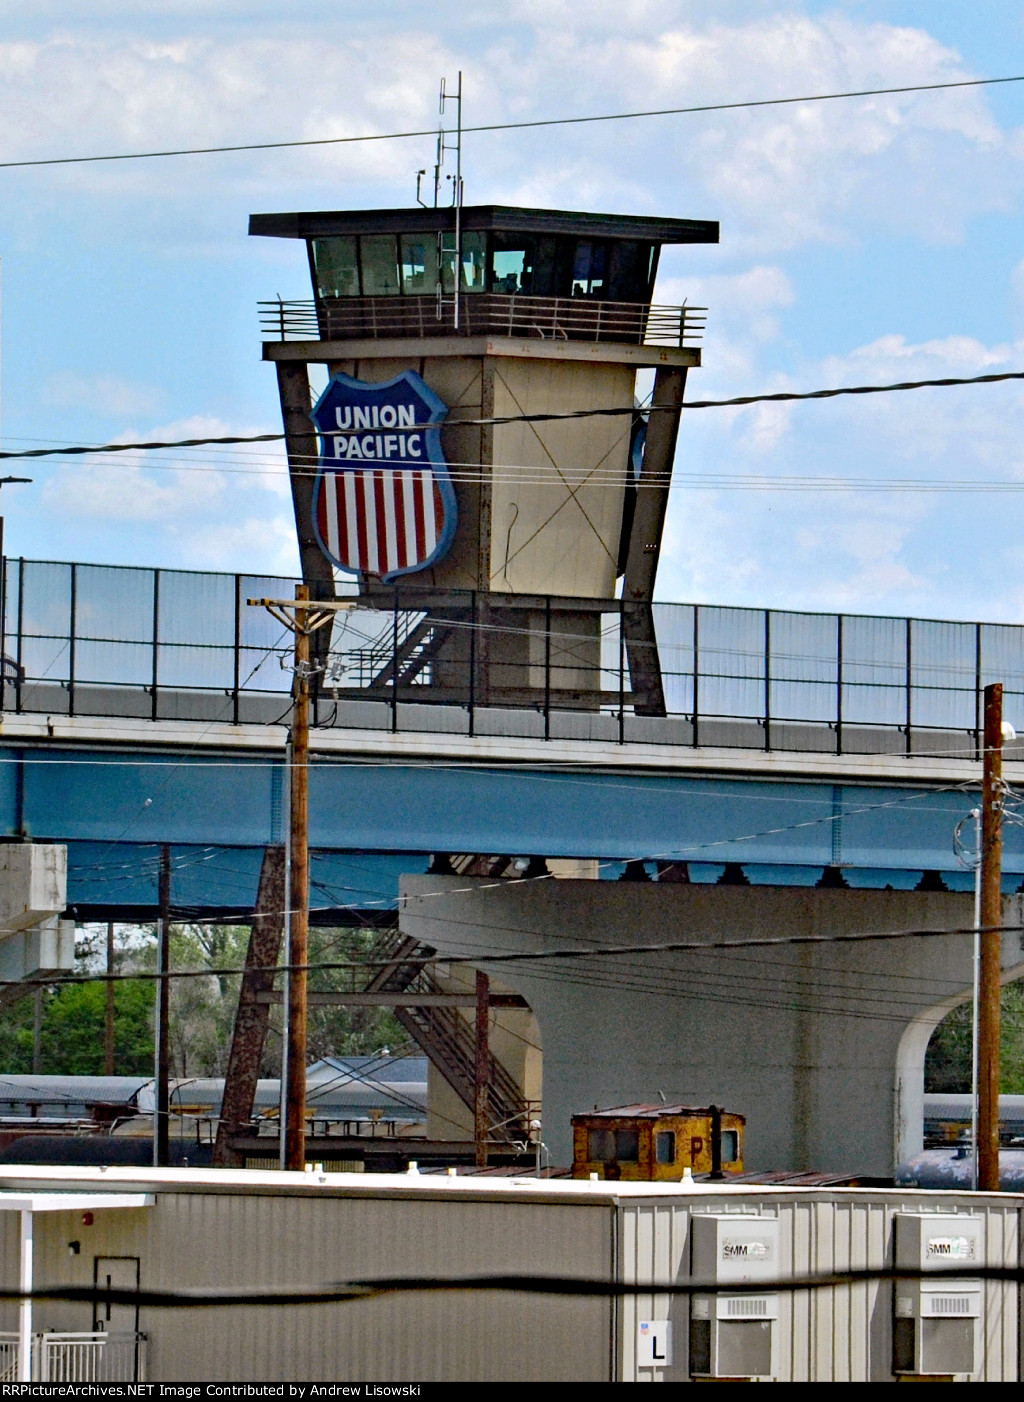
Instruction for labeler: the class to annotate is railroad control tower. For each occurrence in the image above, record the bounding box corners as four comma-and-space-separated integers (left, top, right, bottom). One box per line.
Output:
251, 203, 717, 715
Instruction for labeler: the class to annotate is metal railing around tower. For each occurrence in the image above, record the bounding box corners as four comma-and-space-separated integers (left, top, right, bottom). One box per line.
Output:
258, 294, 706, 348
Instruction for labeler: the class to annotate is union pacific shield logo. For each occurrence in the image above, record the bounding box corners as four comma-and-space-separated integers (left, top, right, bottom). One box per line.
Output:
311, 369, 457, 582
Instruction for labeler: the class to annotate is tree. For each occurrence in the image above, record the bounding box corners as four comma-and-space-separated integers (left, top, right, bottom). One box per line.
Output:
0, 979, 154, 1075
0, 920, 408, 1079
166, 924, 250, 1077
926, 980, 1024, 1093
305, 926, 405, 1066
40, 980, 154, 1075
163, 923, 406, 1077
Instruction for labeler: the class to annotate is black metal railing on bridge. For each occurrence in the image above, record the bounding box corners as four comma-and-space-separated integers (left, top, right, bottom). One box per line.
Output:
1, 556, 1019, 760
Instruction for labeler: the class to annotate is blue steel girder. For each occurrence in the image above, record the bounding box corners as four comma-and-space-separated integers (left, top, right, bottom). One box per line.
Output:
0, 743, 1009, 879
61, 841, 424, 916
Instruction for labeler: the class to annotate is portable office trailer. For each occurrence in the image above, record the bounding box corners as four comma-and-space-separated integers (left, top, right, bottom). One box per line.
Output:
0, 1167, 1019, 1382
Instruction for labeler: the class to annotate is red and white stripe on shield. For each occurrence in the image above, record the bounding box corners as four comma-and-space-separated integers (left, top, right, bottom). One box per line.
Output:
317, 466, 446, 577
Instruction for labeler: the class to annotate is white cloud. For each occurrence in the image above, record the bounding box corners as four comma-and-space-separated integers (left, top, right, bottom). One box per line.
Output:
40, 413, 291, 533
0, 30, 458, 199
819, 514, 929, 610
659, 265, 795, 345
0, 6, 1013, 256
820, 332, 1012, 380
43, 462, 195, 523
659, 486, 763, 601
480, 8, 1016, 251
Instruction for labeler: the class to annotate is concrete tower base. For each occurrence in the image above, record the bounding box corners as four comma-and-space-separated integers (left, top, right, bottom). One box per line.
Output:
399, 878, 1024, 1175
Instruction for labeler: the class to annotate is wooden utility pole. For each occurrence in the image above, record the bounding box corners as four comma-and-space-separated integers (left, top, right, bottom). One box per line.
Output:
247, 590, 353, 1172
979, 682, 1004, 1192
104, 921, 116, 1076
154, 844, 171, 1168
474, 969, 490, 1168
31, 988, 41, 1074
285, 584, 311, 1173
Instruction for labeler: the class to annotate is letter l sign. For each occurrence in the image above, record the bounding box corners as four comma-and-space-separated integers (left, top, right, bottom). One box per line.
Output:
637, 1319, 674, 1368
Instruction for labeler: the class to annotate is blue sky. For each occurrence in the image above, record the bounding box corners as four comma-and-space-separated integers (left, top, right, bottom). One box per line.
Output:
1, 1, 1024, 622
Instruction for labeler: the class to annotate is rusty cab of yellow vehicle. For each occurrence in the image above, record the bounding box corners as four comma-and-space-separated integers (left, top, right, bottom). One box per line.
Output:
572, 1103, 745, 1181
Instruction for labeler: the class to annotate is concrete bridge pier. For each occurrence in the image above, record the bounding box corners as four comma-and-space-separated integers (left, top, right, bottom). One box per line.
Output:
399, 877, 1024, 1176
0, 843, 74, 1007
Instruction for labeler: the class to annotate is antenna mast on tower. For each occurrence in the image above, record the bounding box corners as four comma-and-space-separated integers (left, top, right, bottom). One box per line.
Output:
431, 74, 464, 331
415, 75, 465, 329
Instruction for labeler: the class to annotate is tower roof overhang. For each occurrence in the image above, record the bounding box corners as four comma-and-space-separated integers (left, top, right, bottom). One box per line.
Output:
249, 205, 718, 245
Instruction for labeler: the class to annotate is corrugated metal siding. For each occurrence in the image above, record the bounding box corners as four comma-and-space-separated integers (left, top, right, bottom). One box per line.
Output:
616, 1193, 1022, 1382
617, 1199, 690, 1382
981, 1200, 1018, 1381
1, 1184, 1020, 1382
29, 1204, 150, 1337
20, 1190, 611, 1382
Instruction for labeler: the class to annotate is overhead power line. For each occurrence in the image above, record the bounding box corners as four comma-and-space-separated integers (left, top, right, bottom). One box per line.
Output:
4, 923, 1018, 990
10, 1262, 1024, 1310
0, 74, 1018, 170
380, 919, 1018, 972
683, 369, 1024, 411
0, 433, 285, 460
6, 367, 1024, 463
17, 445, 1024, 495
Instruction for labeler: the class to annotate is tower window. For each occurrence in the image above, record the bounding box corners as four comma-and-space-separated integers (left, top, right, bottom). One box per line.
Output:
360, 234, 400, 296
492, 246, 527, 295
312, 237, 359, 297
400, 235, 438, 295
460, 231, 487, 292
572, 240, 607, 297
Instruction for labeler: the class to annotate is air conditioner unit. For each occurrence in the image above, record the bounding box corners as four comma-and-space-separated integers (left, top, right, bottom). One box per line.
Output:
689, 1214, 780, 1380
892, 1213, 983, 1378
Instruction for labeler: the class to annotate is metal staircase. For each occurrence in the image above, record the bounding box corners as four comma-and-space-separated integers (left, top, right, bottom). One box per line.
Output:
350, 610, 423, 687
363, 924, 529, 1140
350, 610, 463, 690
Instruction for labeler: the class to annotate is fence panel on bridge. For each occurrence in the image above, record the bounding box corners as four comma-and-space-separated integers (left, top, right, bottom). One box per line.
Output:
2, 557, 1020, 758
